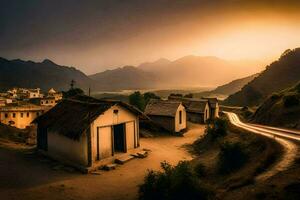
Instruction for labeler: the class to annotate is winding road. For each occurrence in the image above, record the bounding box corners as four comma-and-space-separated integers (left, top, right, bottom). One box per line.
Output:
224, 112, 299, 181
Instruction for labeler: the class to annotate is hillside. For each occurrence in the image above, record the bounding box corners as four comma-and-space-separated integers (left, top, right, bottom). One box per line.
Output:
0, 58, 92, 92
89, 66, 159, 90
224, 48, 300, 106
193, 73, 259, 98
139, 56, 262, 88
251, 82, 300, 129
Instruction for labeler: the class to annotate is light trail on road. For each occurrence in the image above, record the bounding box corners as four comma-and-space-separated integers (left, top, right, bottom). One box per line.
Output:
224, 112, 298, 181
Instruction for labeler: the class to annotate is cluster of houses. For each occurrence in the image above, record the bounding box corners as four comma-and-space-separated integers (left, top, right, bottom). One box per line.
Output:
0, 88, 62, 129
144, 94, 219, 133
31, 94, 218, 172
0, 89, 219, 172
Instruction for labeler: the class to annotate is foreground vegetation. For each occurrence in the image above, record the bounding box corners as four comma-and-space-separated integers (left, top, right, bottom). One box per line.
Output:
139, 118, 284, 200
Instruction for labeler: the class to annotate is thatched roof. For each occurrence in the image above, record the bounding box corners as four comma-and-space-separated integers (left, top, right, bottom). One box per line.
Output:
33, 95, 145, 140
145, 99, 182, 117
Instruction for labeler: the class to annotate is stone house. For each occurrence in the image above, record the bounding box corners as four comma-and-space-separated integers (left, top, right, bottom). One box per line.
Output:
144, 99, 187, 133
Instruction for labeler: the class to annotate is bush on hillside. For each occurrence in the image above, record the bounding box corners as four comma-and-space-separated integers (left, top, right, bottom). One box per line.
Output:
218, 142, 248, 174
207, 118, 228, 139
194, 163, 206, 178
271, 93, 281, 100
192, 118, 228, 153
283, 94, 299, 108
139, 161, 211, 200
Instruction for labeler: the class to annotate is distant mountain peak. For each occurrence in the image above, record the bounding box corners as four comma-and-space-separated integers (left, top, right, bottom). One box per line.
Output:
42, 59, 57, 65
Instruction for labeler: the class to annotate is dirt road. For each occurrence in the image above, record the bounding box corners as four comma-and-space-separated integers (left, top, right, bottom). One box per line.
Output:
0, 123, 205, 200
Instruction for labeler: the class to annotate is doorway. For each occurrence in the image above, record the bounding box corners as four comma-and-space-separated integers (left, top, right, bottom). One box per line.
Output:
113, 123, 126, 153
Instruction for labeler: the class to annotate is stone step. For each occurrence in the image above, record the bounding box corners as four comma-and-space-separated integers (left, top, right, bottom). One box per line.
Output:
101, 163, 118, 171
131, 150, 149, 158
115, 155, 134, 164
137, 150, 148, 158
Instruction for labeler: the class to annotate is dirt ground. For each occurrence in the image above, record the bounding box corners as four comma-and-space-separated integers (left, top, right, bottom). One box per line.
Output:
0, 123, 205, 200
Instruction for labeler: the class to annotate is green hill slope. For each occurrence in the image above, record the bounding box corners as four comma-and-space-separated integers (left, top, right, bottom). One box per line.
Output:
224, 48, 300, 106
252, 82, 300, 129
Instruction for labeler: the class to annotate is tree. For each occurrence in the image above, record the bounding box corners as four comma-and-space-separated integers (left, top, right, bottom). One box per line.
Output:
184, 93, 193, 98
63, 88, 84, 98
129, 91, 145, 111
143, 92, 160, 105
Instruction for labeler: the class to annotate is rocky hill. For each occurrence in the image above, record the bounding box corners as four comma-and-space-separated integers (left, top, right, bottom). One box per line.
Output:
251, 82, 300, 129
224, 48, 300, 106
0, 57, 92, 92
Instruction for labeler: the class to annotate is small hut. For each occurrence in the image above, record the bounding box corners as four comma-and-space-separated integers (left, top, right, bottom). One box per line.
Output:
202, 97, 219, 119
168, 95, 210, 124
144, 99, 186, 133
34, 95, 145, 172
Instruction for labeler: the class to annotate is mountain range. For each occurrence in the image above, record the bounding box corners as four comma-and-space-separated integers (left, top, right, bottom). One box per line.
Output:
137, 56, 262, 88
0, 56, 262, 92
0, 58, 92, 92
224, 48, 300, 106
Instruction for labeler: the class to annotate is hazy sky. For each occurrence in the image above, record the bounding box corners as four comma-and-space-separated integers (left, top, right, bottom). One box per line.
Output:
1, 0, 300, 74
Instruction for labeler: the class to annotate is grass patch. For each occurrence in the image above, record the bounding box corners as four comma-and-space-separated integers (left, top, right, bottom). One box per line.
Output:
217, 141, 248, 174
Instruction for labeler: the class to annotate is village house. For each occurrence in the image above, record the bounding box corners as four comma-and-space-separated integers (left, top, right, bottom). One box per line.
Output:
34, 96, 145, 172
168, 95, 211, 123
184, 99, 210, 123
203, 97, 219, 119
0, 103, 46, 129
144, 99, 187, 133
6, 87, 43, 99
7, 88, 18, 98
0, 97, 13, 107
29, 96, 57, 107
47, 88, 63, 102
27, 88, 43, 99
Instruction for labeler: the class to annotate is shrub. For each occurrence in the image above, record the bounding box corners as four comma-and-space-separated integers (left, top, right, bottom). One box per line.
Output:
139, 161, 211, 200
192, 119, 228, 153
270, 93, 280, 100
283, 94, 299, 107
206, 118, 228, 139
218, 142, 248, 174
194, 163, 206, 178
